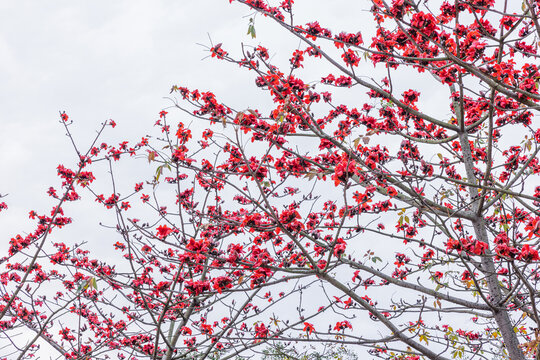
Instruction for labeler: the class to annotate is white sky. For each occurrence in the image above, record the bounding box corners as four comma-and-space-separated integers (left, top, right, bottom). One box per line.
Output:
0, 0, 377, 236
0, 1, 452, 357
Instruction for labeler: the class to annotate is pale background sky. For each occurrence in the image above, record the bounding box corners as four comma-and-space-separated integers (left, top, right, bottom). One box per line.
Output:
0, 1, 450, 357
0, 0, 377, 239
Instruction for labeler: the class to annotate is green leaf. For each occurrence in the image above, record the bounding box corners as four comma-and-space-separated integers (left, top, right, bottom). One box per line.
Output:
91, 277, 98, 290
247, 18, 257, 39
247, 25, 256, 39
155, 165, 163, 182
419, 332, 430, 344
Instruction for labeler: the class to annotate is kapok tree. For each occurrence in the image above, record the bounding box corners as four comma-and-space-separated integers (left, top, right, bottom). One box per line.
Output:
3, 0, 540, 359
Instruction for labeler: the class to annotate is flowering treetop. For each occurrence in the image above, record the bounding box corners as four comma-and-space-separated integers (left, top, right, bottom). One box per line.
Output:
2, 1, 540, 359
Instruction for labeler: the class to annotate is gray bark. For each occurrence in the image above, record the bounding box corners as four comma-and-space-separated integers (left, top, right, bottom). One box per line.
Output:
458, 132, 525, 360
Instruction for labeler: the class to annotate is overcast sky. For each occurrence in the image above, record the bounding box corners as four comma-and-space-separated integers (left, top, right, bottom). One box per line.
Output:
0, 2, 450, 357
0, 0, 379, 238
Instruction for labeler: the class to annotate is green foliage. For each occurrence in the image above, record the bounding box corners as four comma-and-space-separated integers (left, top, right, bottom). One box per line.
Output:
247, 17, 256, 39
261, 343, 358, 360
